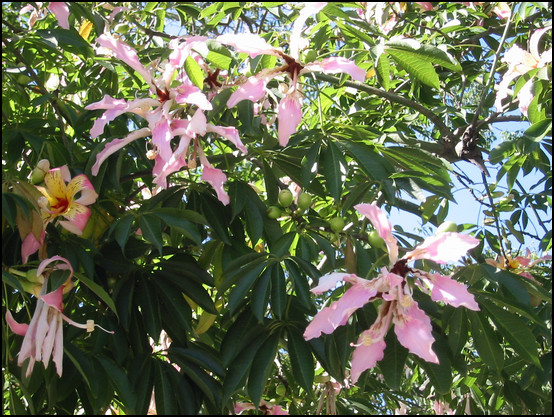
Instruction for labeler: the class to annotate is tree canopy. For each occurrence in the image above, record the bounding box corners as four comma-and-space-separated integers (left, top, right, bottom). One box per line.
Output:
2, 2, 552, 415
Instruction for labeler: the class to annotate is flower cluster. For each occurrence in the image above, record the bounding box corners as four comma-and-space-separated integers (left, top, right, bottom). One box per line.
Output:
304, 204, 480, 383
85, 33, 246, 205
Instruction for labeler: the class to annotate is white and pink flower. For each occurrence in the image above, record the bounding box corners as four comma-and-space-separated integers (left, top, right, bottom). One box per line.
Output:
304, 204, 480, 383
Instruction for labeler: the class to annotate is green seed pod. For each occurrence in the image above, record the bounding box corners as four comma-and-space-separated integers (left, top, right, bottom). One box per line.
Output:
278, 189, 294, 208
297, 192, 312, 211
329, 217, 345, 233
267, 206, 282, 219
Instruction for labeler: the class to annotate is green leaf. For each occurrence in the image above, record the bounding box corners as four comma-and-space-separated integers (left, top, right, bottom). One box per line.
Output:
270, 231, 297, 258
185, 55, 206, 89
159, 270, 217, 314
523, 118, 551, 142
323, 140, 344, 202
250, 265, 273, 322
150, 207, 205, 245
97, 356, 137, 413
385, 38, 462, 72
154, 360, 179, 415
74, 272, 119, 320
138, 214, 163, 255
152, 277, 192, 335
109, 213, 135, 253
482, 302, 541, 367
205, 39, 234, 70
271, 265, 287, 318
379, 330, 408, 390
467, 310, 504, 372
248, 332, 279, 407
385, 40, 442, 89
375, 52, 391, 91
287, 328, 314, 394
136, 278, 162, 342
228, 259, 268, 315
447, 308, 469, 356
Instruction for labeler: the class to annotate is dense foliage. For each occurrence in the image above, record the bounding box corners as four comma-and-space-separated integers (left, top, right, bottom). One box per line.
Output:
2, 2, 552, 415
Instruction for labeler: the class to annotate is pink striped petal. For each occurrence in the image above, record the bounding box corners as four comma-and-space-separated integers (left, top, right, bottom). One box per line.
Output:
59, 203, 91, 235
216, 33, 282, 58
354, 204, 399, 264
227, 76, 268, 108
304, 57, 366, 82
92, 127, 151, 175
404, 232, 479, 264
48, 2, 70, 30
152, 118, 173, 162
277, 94, 303, 146
393, 302, 438, 363
5, 310, 29, 336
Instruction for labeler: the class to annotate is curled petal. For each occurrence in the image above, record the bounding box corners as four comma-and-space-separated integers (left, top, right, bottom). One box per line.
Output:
216, 33, 282, 58
304, 57, 366, 82
92, 127, 151, 175
207, 124, 247, 154
48, 2, 70, 30
404, 232, 479, 264
41, 286, 65, 311
277, 94, 303, 146
354, 204, 399, 264
96, 34, 155, 87
227, 76, 268, 108
303, 285, 377, 340
37, 255, 74, 279
393, 303, 438, 364
5, 310, 29, 336
290, 2, 328, 59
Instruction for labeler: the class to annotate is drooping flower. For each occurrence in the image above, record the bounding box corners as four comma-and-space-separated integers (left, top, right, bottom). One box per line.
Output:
494, 26, 552, 117
304, 203, 479, 383
35, 165, 98, 235
219, 2, 366, 146
5, 256, 113, 377
86, 34, 245, 205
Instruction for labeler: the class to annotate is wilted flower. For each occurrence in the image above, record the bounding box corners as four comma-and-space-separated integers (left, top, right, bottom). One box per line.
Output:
36, 165, 98, 235
5, 256, 113, 377
218, 2, 365, 146
304, 204, 479, 383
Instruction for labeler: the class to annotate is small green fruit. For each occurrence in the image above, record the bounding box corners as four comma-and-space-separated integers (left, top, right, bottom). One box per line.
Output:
368, 230, 386, 249
276, 384, 286, 396
297, 192, 312, 211
436, 221, 458, 234
278, 189, 294, 208
267, 206, 282, 219
329, 217, 345, 233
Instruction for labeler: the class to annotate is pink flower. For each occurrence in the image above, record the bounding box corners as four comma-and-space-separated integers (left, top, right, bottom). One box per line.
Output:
21, 229, 46, 263
494, 26, 552, 117
35, 165, 98, 235
219, 2, 365, 146
86, 34, 246, 205
304, 204, 480, 383
5, 256, 113, 377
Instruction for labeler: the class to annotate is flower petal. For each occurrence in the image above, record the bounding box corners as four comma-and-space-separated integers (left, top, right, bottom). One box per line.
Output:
403, 232, 479, 264
152, 117, 173, 162
290, 2, 327, 59
216, 33, 282, 58
174, 79, 213, 110
207, 124, 247, 154
310, 272, 350, 294
48, 2, 70, 30
201, 165, 230, 206
354, 203, 399, 264
37, 255, 74, 279
21, 230, 45, 264
92, 127, 151, 175
43, 167, 68, 201
393, 302, 438, 364
59, 203, 91, 235
96, 34, 154, 87
419, 272, 480, 310
350, 336, 387, 384
5, 310, 29, 336
227, 76, 268, 108
277, 94, 303, 146
303, 284, 376, 340
67, 174, 98, 206
41, 286, 65, 311
304, 57, 366, 82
